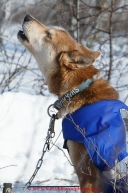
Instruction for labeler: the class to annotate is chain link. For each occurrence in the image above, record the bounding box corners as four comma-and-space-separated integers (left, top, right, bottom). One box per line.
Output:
21, 113, 56, 193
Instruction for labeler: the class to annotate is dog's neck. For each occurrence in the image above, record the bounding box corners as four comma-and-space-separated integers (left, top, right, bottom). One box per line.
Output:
55, 78, 119, 118
53, 79, 93, 111
48, 65, 119, 118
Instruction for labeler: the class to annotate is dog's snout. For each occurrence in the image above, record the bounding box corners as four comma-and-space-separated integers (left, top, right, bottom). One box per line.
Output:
24, 14, 33, 22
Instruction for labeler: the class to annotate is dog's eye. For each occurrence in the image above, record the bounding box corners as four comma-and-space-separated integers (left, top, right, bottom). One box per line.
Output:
46, 31, 52, 39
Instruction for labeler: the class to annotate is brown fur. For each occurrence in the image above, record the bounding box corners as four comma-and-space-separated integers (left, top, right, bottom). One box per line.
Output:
18, 15, 119, 192
50, 58, 118, 117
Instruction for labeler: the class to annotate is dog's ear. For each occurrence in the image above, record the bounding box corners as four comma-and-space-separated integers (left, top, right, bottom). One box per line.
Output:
59, 46, 101, 69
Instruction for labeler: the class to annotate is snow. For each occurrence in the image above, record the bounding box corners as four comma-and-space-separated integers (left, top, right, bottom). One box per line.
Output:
0, 92, 79, 193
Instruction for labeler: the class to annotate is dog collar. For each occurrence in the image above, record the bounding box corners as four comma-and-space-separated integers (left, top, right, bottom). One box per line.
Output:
53, 79, 93, 111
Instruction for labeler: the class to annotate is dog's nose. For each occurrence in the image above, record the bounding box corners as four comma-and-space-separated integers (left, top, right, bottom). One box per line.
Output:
24, 14, 33, 22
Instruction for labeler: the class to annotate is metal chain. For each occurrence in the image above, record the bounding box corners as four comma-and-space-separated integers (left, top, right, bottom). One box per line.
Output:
21, 112, 57, 193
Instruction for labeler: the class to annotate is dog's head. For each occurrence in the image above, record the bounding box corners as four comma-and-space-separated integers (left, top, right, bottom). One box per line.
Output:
18, 15, 101, 96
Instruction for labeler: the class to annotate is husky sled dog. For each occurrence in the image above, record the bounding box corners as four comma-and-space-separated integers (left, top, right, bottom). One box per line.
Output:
18, 15, 128, 193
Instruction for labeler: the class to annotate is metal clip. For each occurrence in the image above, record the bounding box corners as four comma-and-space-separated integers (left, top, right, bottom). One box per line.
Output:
48, 114, 56, 138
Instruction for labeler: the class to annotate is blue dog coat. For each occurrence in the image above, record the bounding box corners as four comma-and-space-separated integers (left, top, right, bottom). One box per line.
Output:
62, 100, 128, 174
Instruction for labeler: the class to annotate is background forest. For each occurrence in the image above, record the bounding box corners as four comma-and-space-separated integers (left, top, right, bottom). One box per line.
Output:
0, 0, 128, 101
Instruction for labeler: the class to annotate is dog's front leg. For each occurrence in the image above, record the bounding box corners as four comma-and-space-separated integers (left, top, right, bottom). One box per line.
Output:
67, 140, 104, 193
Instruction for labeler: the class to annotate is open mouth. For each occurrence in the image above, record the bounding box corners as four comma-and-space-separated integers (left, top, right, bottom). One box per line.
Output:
18, 30, 29, 42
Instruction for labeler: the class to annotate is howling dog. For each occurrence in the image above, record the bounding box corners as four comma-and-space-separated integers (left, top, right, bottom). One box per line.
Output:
18, 15, 128, 193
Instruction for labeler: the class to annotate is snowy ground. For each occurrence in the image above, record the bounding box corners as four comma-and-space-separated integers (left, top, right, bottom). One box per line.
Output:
0, 92, 79, 193
0, 92, 127, 193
